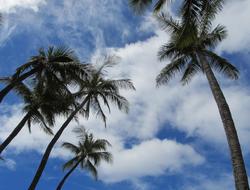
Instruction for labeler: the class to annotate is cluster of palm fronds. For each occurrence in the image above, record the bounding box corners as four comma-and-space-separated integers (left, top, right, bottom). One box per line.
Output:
0, 0, 249, 189
0, 47, 134, 189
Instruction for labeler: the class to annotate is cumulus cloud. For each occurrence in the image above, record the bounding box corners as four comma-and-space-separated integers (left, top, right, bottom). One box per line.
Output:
216, 0, 250, 53
99, 139, 204, 183
0, 104, 204, 183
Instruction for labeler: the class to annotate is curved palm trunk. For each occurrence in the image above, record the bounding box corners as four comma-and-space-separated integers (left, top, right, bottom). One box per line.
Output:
0, 112, 31, 155
0, 67, 39, 103
28, 97, 89, 190
199, 54, 249, 190
56, 159, 81, 190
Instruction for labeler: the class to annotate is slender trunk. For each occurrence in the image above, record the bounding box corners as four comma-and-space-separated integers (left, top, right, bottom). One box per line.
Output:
199, 54, 249, 190
0, 67, 39, 103
0, 112, 31, 155
56, 159, 82, 190
28, 97, 89, 190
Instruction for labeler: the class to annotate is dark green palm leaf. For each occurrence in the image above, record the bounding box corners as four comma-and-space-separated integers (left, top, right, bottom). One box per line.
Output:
155, 13, 181, 33
156, 56, 188, 85
203, 50, 239, 79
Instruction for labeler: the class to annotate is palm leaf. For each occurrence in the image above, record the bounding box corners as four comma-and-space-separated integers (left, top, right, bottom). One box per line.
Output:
84, 160, 98, 180
155, 13, 181, 33
202, 24, 227, 48
181, 55, 201, 84
62, 142, 80, 154
156, 56, 189, 86
203, 50, 239, 80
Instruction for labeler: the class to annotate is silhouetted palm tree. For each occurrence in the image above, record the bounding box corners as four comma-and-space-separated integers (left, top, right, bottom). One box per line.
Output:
56, 127, 112, 190
155, 2, 249, 189
0, 46, 89, 103
0, 81, 75, 156
28, 56, 135, 190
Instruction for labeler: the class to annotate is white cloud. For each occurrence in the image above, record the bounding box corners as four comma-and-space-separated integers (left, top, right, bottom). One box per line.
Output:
0, 0, 45, 13
0, 0, 134, 58
0, 104, 204, 183
1, 0, 250, 186
98, 29, 250, 153
99, 139, 204, 183
1, 27, 250, 183
216, 0, 250, 53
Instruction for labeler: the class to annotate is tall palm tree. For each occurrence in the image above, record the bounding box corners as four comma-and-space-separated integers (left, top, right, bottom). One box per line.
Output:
0, 46, 89, 103
56, 127, 112, 190
155, 3, 249, 189
0, 80, 75, 155
28, 56, 135, 190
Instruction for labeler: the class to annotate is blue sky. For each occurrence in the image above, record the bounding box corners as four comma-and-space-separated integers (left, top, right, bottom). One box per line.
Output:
0, 0, 250, 190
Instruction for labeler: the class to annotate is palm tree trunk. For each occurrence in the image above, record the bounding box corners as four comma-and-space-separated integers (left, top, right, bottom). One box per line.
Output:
28, 97, 89, 190
0, 112, 31, 155
0, 67, 39, 103
56, 159, 82, 190
199, 54, 249, 190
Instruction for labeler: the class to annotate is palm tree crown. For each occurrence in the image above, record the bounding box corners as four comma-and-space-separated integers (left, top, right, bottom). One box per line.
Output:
74, 56, 135, 125
56, 127, 112, 190
0, 46, 90, 103
0, 80, 76, 155
155, 8, 238, 85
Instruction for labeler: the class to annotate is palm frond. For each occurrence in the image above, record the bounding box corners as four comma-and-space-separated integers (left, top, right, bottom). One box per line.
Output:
203, 50, 239, 80
180, 0, 203, 24
181, 55, 201, 84
93, 97, 107, 127
199, 0, 224, 35
84, 160, 98, 180
89, 151, 113, 166
156, 56, 189, 86
32, 110, 54, 135
153, 0, 168, 13
62, 142, 80, 154
108, 79, 136, 90
95, 55, 119, 76
202, 24, 227, 48
155, 12, 181, 33
73, 127, 87, 142
102, 92, 129, 113
129, 0, 152, 14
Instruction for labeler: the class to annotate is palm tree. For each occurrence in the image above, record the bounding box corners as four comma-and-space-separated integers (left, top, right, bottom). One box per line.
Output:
28, 56, 135, 190
0, 46, 89, 103
56, 127, 112, 190
0, 81, 75, 155
155, 3, 249, 189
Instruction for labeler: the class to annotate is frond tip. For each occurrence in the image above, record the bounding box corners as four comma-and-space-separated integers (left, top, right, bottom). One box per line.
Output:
204, 50, 239, 80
